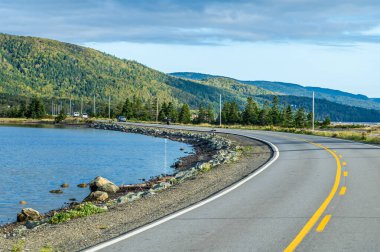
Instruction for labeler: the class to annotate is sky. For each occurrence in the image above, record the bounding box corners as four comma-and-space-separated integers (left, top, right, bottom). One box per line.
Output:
1, 0, 380, 97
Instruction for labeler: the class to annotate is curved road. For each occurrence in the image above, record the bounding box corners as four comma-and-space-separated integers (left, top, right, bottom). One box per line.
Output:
86, 123, 380, 252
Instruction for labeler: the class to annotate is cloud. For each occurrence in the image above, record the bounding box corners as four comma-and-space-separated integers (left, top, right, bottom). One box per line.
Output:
1, 0, 380, 44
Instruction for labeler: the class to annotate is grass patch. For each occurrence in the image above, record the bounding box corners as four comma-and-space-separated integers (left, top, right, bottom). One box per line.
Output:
49, 203, 106, 224
11, 240, 25, 252
40, 245, 54, 252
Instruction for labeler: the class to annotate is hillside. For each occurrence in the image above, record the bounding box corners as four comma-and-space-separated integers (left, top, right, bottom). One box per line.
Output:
0, 34, 273, 110
171, 72, 380, 122
171, 72, 380, 111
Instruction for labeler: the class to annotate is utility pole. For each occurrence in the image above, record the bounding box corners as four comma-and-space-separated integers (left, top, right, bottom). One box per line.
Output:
80, 98, 83, 115
69, 98, 72, 116
93, 95, 96, 116
312, 91, 315, 131
108, 95, 111, 119
51, 101, 53, 116
156, 98, 159, 123
219, 94, 222, 127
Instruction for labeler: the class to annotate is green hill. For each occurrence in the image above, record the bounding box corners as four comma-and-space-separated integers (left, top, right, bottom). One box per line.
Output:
0, 34, 273, 110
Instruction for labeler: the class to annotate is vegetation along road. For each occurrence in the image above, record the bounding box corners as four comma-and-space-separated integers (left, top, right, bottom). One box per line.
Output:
86, 122, 380, 252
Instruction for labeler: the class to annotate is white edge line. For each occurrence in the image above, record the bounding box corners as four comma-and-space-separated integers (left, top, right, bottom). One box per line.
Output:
83, 132, 280, 252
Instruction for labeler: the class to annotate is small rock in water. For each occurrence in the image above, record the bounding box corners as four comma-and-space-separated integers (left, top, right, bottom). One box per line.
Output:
49, 189, 63, 194
69, 198, 77, 202
77, 183, 88, 188
180, 148, 185, 151
19, 201, 27, 205
17, 208, 42, 222
60, 183, 69, 188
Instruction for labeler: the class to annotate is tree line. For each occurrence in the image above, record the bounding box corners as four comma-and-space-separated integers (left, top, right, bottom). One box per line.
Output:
0, 93, 330, 128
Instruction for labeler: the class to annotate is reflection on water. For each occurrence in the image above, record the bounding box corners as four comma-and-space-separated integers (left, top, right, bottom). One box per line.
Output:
0, 125, 192, 224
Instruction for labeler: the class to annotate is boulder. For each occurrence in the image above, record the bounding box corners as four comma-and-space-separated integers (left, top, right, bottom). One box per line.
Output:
17, 208, 42, 222
84, 191, 109, 202
77, 183, 88, 188
60, 183, 69, 188
89, 176, 119, 193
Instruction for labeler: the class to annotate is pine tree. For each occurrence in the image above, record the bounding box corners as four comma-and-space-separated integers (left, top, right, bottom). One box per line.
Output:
258, 101, 271, 126
179, 103, 191, 124
26, 97, 45, 119
270, 96, 281, 126
307, 112, 313, 128
121, 98, 133, 119
158, 102, 168, 121
294, 108, 307, 128
282, 105, 293, 127
242, 97, 258, 125
167, 102, 178, 122
206, 103, 215, 124
221, 102, 231, 124
228, 101, 240, 124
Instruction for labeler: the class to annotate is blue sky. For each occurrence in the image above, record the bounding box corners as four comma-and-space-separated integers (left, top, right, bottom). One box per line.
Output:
1, 0, 380, 96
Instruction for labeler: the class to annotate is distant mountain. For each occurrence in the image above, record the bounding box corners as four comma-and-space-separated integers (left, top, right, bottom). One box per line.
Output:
171, 72, 380, 111
171, 72, 380, 122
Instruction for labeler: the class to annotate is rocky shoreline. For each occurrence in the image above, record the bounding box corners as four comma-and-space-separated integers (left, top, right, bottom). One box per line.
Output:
0, 126, 272, 251
1, 123, 242, 239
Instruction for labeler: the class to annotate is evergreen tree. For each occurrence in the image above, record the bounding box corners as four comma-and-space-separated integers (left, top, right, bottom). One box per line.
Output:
166, 102, 178, 122
121, 98, 133, 119
221, 102, 231, 124
26, 97, 45, 119
179, 103, 191, 124
158, 102, 168, 121
55, 108, 66, 123
282, 105, 293, 127
294, 108, 307, 128
195, 104, 207, 124
228, 101, 240, 124
258, 101, 271, 126
270, 96, 281, 125
307, 112, 313, 128
242, 97, 258, 125
18, 100, 27, 118
206, 104, 215, 124
322, 117, 331, 127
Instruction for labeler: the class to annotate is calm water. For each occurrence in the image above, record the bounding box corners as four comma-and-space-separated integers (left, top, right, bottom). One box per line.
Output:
0, 125, 192, 225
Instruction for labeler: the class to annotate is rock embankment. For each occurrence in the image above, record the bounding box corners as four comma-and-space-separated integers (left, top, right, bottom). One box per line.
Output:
85, 123, 242, 205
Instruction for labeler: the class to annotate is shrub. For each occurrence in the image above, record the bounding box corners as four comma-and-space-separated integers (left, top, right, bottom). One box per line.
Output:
49, 203, 106, 224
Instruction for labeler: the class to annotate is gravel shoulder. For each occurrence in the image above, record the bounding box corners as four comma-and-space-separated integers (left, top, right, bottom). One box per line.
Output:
0, 133, 272, 252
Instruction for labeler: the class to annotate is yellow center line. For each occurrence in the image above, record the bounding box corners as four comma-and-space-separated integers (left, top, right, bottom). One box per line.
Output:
339, 155, 343, 158
343, 171, 348, 177
339, 186, 347, 195
342, 162, 347, 166
316, 215, 332, 232
284, 141, 342, 252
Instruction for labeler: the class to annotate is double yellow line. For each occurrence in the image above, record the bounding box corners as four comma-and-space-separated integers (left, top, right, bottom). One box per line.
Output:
284, 140, 342, 252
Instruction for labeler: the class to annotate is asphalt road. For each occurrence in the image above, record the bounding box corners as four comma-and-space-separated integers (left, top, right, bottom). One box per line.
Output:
87, 123, 380, 252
